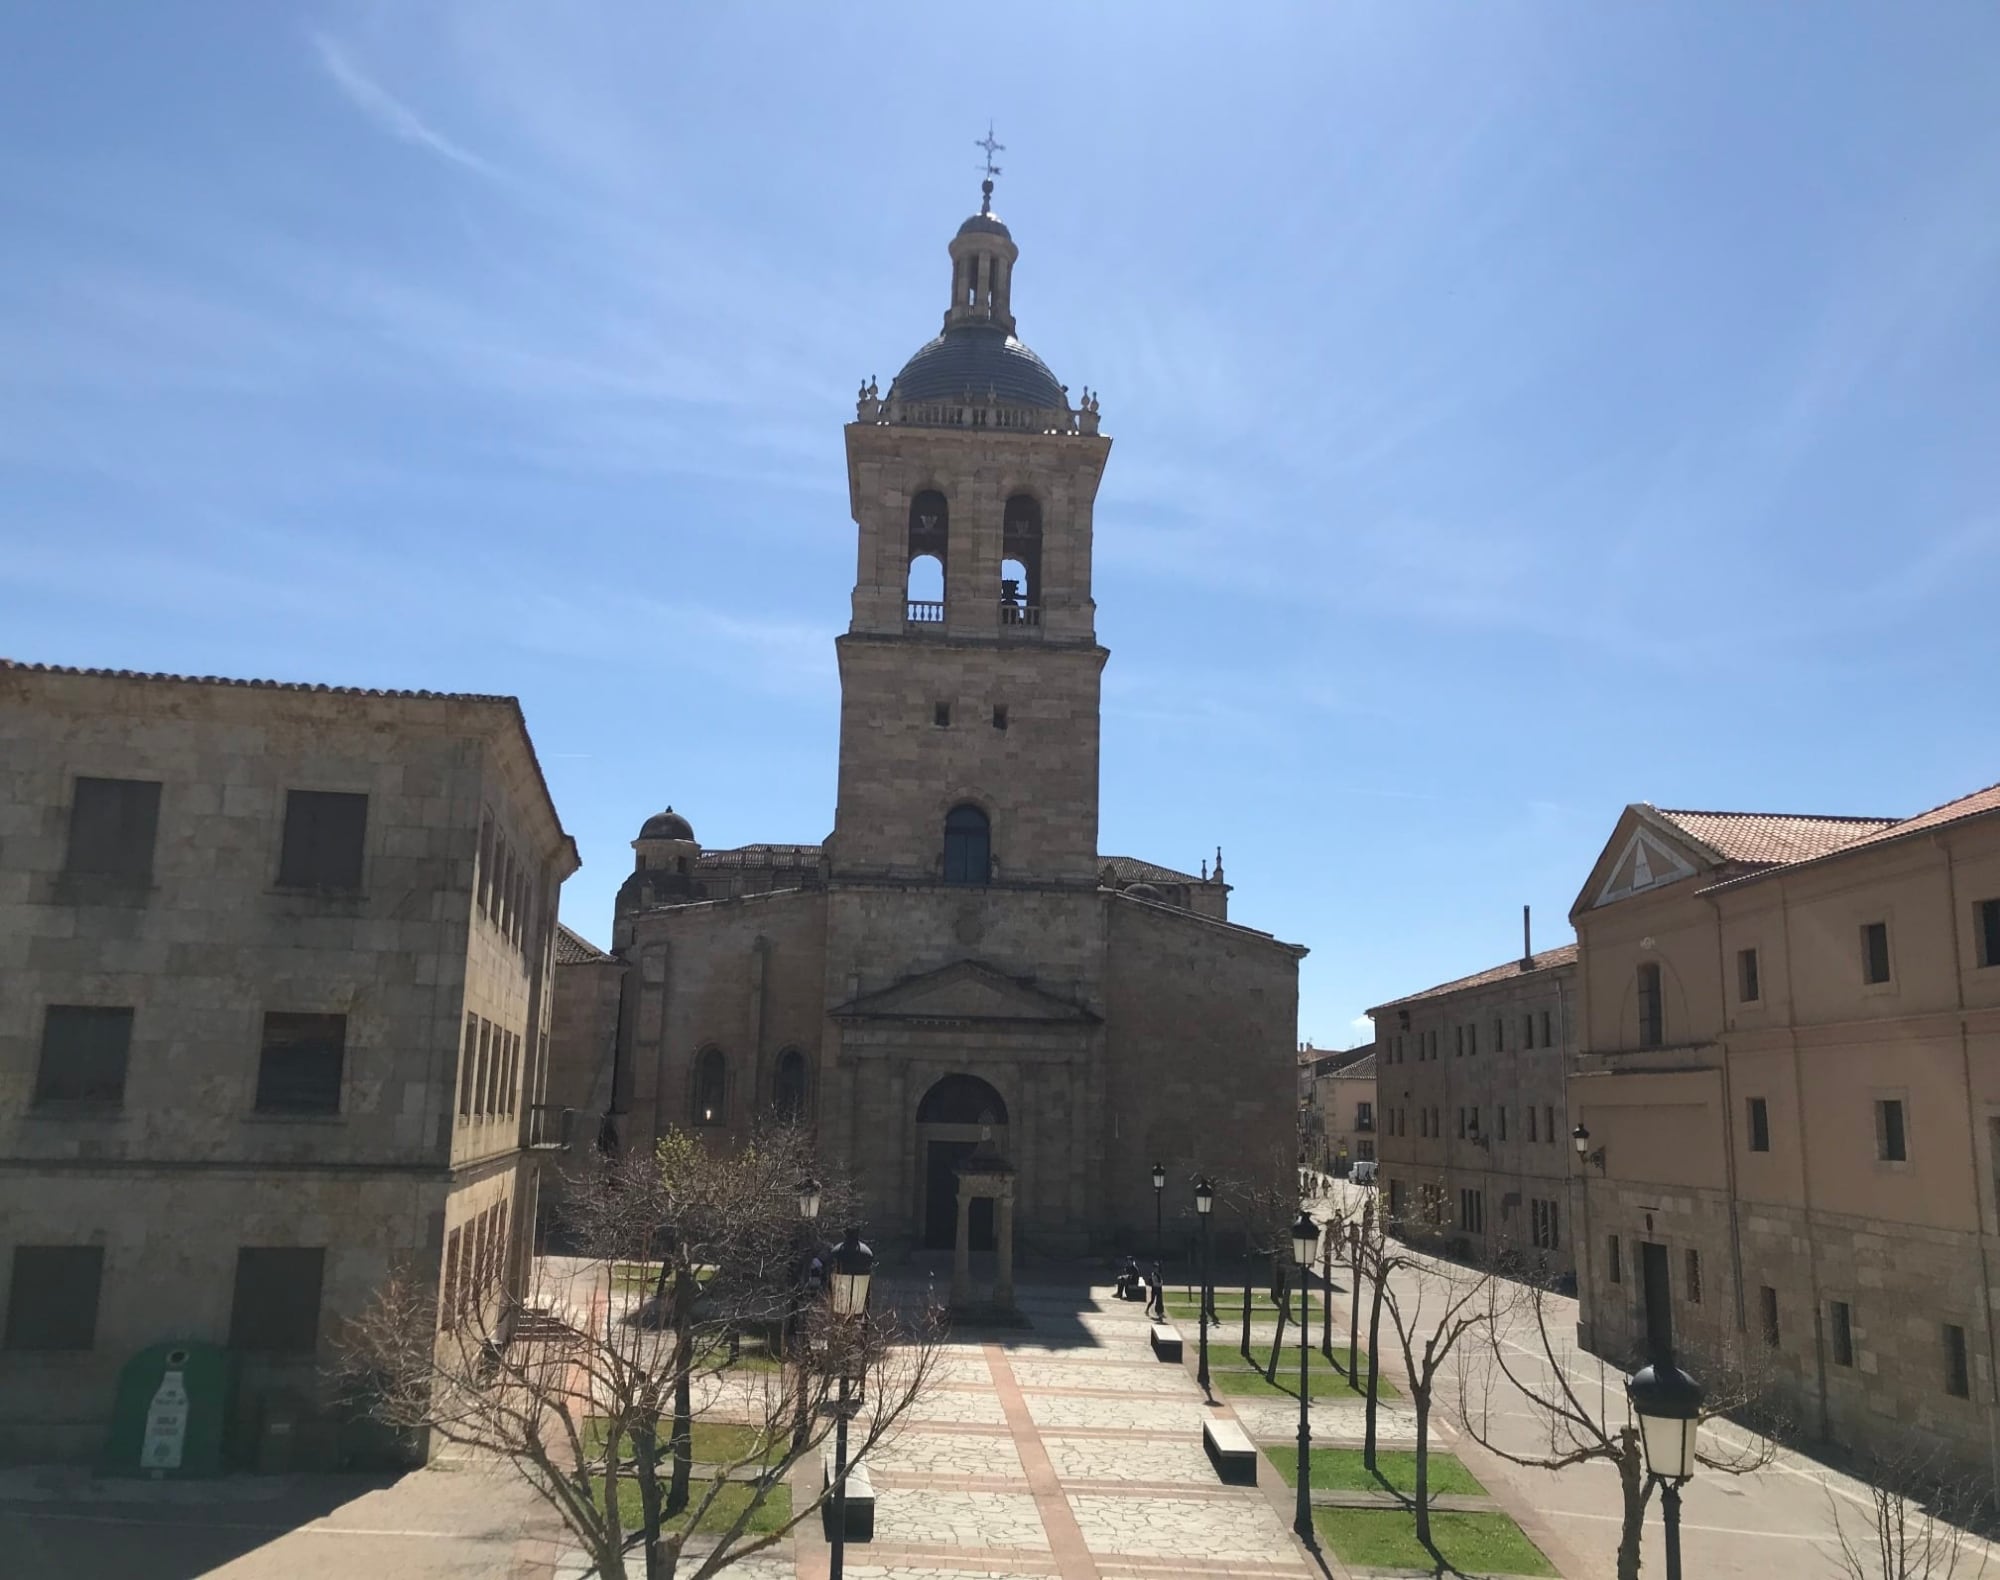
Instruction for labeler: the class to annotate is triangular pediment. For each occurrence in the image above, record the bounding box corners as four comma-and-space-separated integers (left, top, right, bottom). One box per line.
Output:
831, 960, 1099, 1024
1590, 818, 1701, 909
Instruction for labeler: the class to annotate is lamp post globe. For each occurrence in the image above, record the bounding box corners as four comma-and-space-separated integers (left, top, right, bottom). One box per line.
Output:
797, 1176, 823, 1221
1194, 1178, 1214, 1217
1571, 1123, 1591, 1157
1152, 1161, 1166, 1192
1291, 1210, 1320, 1268
828, 1226, 874, 1318
1628, 1354, 1702, 1580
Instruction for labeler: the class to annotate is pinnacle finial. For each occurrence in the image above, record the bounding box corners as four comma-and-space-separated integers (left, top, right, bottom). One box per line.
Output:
975, 122, 1005, 214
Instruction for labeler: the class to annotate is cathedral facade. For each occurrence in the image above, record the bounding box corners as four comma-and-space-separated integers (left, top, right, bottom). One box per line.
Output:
579, 187, 1304, 1257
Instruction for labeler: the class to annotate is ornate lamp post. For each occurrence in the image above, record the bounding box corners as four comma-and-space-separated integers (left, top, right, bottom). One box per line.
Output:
790, 1178, 823, 1448
1151, 1161, 1166, 1259
826, 1226, 874, 1580
1290, 1208, 1321, 1543
1628, 1352, 1702, 1580
1194, 1177, 1214, 1396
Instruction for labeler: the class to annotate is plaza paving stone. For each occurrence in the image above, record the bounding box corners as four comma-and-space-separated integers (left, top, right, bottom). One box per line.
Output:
1021, 1392, 1211, 1433
872, 1489, 1051, 1550
1067, 1492, 1300, 1562
1038, 1434, 1219, 1484
870, 1430, 1027, 1480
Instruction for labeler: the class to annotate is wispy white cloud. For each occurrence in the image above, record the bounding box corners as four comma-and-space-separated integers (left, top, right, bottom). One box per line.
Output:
310, 31, 501, 181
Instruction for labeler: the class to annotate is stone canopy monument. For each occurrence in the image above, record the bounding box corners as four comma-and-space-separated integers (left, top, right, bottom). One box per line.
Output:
565, 153, 1306, 1270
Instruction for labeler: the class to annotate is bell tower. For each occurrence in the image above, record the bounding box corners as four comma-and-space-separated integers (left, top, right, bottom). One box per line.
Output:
832, 168, 1111, 888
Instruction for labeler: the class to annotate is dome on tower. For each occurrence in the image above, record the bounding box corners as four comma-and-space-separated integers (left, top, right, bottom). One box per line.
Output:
892, 327, 1064, 409
957, 211, 1013, 240
638, 807, 694, 842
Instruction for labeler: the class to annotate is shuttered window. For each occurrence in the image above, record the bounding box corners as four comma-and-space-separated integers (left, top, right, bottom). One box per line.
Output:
3, 1246, 105, 1350
277, 791, 367, 890
64, 777, 161, 882
229, 1248, 325, 1353
34, 1006, 133, 1107
254, 1013, 345, 1115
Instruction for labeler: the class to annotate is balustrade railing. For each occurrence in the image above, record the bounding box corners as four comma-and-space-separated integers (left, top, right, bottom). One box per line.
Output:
998, 602, 1042, 628
906, 599, 945, 624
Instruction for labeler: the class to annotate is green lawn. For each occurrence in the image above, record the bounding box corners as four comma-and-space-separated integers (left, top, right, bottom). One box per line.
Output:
1265, 1446, 1483, 1497
1210, 1366, 1395, 1401
589, 1476, 793, 1537
582, 1418, 784, 1468
1314, 1508, 1553, 1575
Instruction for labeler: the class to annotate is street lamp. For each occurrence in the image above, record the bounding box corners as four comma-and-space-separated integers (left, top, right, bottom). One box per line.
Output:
1193, 1177, 1215, 1396
1290, 1208, 1321, 1543
825, 1227, 874, 1580
797, 1176, 823, 1223
1572, 1123, 1606, 1172
1151, 1161, 1166, 1257
1628, 1353, 1702, 1580
789, 1177, 824, 1448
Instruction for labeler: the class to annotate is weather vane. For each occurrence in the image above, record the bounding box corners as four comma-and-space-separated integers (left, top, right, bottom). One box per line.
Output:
975, 121, 1004, 214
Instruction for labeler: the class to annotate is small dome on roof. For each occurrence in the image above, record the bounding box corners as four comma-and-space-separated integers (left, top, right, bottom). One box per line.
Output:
639, 806, 694, 843
1125, 882, 1165, 903
957, 211, 1012, 240
893, 327, 1064, 409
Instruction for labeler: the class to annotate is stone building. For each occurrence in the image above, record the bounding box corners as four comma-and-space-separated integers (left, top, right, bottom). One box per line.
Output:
0, 662, 576, 1463
1569, 788, 2000, 1485
1303, 1045, 1377, 1177
539, 924, 625, 1234
1369, 931, 1577, 1279
569, 183, 1306, 1277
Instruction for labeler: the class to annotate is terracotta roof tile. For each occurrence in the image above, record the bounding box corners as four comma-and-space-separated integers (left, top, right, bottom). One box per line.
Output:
1370, 943, 1578, 1014
555, 924, 616, 965
1649, 808, 1894, 867
1695, 779, 2000, 895
1101, 855, 1206, 886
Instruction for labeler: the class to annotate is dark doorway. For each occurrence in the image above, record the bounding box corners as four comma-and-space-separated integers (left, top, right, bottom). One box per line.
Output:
1640, 1241, 1673, 1357
923, 1141, 995, 1250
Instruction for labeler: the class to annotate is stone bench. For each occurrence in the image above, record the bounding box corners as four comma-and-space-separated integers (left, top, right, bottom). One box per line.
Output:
820, 1454, 875, 1541
1202, 1417, 1257, 1485
1148, 1322, 1183, 1362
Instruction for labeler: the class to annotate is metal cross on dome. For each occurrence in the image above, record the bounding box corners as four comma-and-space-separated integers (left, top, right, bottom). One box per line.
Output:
975, 123, 1004, 212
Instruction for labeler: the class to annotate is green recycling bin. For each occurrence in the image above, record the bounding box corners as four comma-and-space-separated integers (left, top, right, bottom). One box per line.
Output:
104, 1340, 234, 1477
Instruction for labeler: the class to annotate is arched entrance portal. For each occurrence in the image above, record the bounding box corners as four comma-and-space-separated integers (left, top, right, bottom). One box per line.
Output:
915, 1074, 1008, 1251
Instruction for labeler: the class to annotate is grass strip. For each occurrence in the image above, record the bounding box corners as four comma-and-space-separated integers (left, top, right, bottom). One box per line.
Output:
1313, 1507, 1553, 1575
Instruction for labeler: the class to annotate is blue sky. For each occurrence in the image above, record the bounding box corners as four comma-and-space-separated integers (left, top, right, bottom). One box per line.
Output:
4, 5, 1997, 1043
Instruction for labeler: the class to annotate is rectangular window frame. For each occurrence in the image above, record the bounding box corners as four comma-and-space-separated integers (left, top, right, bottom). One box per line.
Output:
1978, 899, 2000, 971
1748, 1096, 1771, 1153
1861, 921, 1893, 987
253, 1012, 346, 1116
1761, 1285, 1781, 1349
276, 789, 368, 892
3, 1245, 105, 1351
33, 1005, 134, 1109
1876, 1095, 1909, 1165
1685, 1248, 1703, 1305
229, 1247, 326, 1354
63, 776, 162, 884
1738, 947, 1761, 1004
1945, 1322, 1971, 1399
1830, 1300, 1854, 1368
1637, 961, 1664, 1048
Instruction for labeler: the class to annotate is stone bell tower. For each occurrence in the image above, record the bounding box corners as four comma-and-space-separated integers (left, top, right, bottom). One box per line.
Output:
832, 170, 1111, 889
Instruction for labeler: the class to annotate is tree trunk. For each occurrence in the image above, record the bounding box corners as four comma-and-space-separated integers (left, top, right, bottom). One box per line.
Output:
667, 1270, 698, 1515
1320, 1234, 1334, 1361
1240, 1266, 1254, 1360
1615, 1428, 1647, 1580
1412, 1388, 1432, 1547
1267, 1272, 1290, 1382
1363, 1263, 1386, 1469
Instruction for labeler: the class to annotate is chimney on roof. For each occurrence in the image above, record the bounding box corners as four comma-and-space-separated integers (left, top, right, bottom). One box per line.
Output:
1522, 904, 1533, 969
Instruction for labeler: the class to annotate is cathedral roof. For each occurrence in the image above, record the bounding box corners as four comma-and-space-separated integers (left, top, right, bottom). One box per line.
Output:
555, 924, 617, 965
892, 326, 1065, 410
1101, 855, 1207, 887
638, 807, 694, 842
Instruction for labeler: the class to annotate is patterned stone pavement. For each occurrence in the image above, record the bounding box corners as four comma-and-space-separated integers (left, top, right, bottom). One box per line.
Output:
548, 1282, 1426, 1579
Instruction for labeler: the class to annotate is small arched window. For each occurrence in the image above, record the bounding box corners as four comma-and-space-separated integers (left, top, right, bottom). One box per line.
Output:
943, 804, 990, 886
1002, 494, 1043, 616
693, 1047, 726, 1126
773, 1049, 809, 1123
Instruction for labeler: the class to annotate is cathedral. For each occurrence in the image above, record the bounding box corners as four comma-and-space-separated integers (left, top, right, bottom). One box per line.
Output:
575, 175, 1305, 1267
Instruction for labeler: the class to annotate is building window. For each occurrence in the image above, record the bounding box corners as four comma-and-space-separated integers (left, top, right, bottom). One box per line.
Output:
933, 701, 951, 728
1608, 1235, 1622, 1284
1531, 1198, 1559, 1250
1428, 1028, 1437, 1059
1388, 1179, 1405, 1219
1527, 1106, 1538, 1142
1358, 1139, 1374, 1161
1760, 1286, 1780, 1348
1945, 1323, 1971, 1398
1540, 1008, 1553, 1046
440, 1228, 462, 1331
1738, 947, 1761, 1003
254, 1013, 346, 1115
1861, 921, 1892, 985
1831, 1301, 1854, 1367
1522, 1013, 1535, 1049
1637, 961, 1663, 1047
992, 704, 1008, 731
942, 804, 989, 885
229, 1248, 325, 1353
1455, 1026, 1464, 1057
1748, 1096, 1770, 1153
33, 1006, 133, 1108
1685, 1248, 1702, 1305
1467, 1024, 1478, 1056
1545, 1104, 1555, 1143
277, 790, 368, 890
1432, 1106, 1441, 1137
1979, 900, 2000, 970
1497, 1107, 1508, 1141
1356, 1100, 1373, 1130
1493, 1017, 1504, 1052
3, 1246, 105, 1351
63, 776, 162, 883
773, 1049, 809, 1123
1458, 1188, 1485, 1234
1457, 1107, 1467, 1140
693, 1047, 726, 1126
1876, 1098, 1907, 1163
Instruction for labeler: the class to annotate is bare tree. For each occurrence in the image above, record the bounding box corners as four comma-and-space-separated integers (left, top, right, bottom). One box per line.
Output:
1456, 1277, 1778, 1580
337, 1131, 942, 1580
1372, 1203, 1494, 1548
1824, 1432, 1993, 1580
